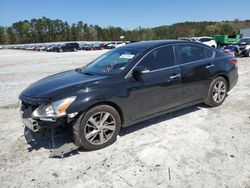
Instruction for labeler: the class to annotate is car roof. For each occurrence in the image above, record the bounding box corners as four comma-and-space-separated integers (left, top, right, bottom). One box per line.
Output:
123, 40, 191, 50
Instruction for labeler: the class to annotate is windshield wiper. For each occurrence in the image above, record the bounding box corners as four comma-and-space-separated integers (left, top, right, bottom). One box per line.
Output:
76, 68, 93, 76
82, 72, 93, 76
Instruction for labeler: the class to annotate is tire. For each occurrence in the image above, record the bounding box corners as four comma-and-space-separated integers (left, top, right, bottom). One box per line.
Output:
73, 105, 121, 150
245, 50, 250, 57
205, 77, 228, 107
73, 48, 77, 52
59, 49, 63, 52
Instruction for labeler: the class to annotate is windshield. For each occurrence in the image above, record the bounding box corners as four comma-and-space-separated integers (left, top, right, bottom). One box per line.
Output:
79, 48, 142, 76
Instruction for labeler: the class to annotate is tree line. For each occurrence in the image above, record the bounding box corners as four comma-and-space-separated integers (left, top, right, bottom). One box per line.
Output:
0, 17, 250, 44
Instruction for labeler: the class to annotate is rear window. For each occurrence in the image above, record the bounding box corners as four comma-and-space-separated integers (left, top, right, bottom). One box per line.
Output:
176, 44, 214, 64
204, 48, 214, 58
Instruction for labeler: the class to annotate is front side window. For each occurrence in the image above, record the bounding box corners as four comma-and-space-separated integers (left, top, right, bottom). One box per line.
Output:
176, 44, 213, 64
138, 46, 175, 71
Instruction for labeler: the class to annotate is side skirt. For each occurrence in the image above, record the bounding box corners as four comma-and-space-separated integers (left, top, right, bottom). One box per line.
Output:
122, 99, 204, 127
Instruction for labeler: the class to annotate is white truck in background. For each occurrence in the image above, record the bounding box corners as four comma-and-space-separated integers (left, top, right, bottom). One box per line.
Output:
240, 28, 250, 38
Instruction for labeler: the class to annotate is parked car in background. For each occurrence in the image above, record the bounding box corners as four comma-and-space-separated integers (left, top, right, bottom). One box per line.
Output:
223, 45, 239, 56
19, 40, 238, 156
178, 37, 192, 41
46, 44, 57, 52
223, 38, 250, 57
91, 43, 103, 50
191, 37, 217, 48
100, 42, 108, 49
79, 43, 88, 50
114, 42, 126, 48
37, 45, 47, 51
235, 38, 250, 57
214, 34, 240, 47
53, 43, 79, 52
106, 42, 126, 49
81, 43, 93, 51
25, 45, 37, 51
105, 43, 116, 49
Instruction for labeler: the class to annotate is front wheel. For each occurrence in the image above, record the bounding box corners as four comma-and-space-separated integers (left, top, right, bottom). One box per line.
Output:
73, 105, 121, 150
205, 77, 228, 107
245, 50, 250, 57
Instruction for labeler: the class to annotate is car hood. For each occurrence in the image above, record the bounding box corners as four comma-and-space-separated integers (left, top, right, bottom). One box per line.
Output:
20, 69, 107, 99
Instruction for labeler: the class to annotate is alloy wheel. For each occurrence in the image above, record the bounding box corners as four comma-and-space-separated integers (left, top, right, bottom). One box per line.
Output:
212, 81, 227, 103
84, 112, 116, 145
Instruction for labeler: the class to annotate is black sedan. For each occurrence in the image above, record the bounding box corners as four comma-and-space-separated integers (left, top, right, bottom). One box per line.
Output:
53, 43, 79, 52
19, 40, 238, 156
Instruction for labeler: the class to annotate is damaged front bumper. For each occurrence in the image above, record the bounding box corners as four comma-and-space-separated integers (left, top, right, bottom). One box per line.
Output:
23, 118, 79, 158
20, 99, 79, 157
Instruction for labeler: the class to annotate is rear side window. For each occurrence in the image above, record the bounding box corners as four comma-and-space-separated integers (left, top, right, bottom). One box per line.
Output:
139, 46, 175, 71
204, 48, 214, 58
176, 44, 213, 64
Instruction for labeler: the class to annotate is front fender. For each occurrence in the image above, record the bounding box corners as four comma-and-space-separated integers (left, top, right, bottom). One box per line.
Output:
66, 86, 124, 114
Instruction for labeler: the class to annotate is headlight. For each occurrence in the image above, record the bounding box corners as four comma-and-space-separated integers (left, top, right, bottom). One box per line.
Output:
32, 96, 76, 119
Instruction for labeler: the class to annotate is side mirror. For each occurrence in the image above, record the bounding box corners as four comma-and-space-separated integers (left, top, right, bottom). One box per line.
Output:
132, 66, 150, 77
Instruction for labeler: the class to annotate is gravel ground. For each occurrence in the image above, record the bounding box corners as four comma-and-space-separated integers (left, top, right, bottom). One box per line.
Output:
0, 49, 250, 188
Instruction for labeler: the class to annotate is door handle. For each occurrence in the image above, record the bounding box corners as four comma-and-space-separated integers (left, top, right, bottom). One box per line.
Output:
169, 74, 181, 80
206, 64, 214, 69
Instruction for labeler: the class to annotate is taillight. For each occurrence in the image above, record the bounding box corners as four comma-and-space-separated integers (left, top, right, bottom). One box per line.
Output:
229, 58, 237, 65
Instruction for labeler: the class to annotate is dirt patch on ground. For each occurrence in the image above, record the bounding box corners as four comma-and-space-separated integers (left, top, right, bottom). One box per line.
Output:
0, 50, 249, 187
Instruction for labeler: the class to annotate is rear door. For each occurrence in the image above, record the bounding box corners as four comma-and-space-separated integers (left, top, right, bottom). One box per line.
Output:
125, 45, 182, 120
175, 44, 216, 104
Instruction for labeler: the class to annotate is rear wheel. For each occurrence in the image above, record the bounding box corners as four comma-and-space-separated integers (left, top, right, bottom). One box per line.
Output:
73, 105, 121, 150
205, 77, 228, 107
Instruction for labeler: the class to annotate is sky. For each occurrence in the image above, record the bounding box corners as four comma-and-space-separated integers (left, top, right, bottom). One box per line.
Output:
1, 0, 250, 29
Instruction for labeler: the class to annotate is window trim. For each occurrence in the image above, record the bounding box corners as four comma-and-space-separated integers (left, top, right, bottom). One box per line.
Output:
174, 43, 216, 66
125, 44, 176, 79
125, 43, 216, 79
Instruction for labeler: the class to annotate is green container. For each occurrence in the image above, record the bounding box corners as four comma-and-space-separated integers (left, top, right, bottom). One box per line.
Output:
214, 34, 240, 46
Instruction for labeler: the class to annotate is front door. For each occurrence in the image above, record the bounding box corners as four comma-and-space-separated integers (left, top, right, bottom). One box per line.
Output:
125, 45, 182, 120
